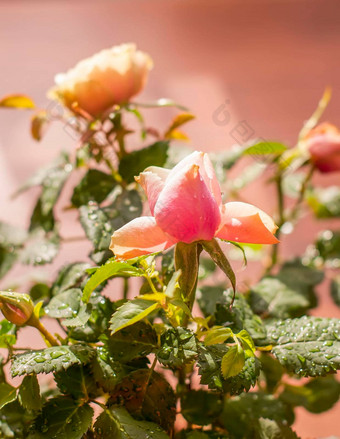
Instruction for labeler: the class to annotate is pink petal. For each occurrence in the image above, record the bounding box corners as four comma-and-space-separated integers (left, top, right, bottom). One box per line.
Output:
154, 164, 221, 243
168, 151, 222, 206
135, 166, 170, 214
110, 216, 177, 260
216, 202, 279, 244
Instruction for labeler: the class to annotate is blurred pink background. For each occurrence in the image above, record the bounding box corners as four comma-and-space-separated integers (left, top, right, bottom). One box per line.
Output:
1, 0, 340, 437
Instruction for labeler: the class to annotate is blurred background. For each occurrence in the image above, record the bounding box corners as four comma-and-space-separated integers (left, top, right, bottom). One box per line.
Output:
0, 0, 340, 437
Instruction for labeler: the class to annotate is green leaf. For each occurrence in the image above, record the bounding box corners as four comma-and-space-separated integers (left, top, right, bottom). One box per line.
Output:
0, 382, 17, 409
28, 397, 93, 439
204, 327, 233, 346
220, 393, 294, 439
222, 355, 260, 396
237, 329, 256, 355
106, 321, 158, 363
243, 141, 287, 156
93, 406, 170, 439
110, 369, 176, 433
280, 375, 340, 414
0, 400, 34, 438
91, 346, 127, 392
83, 259, 144, 303
254, 418, 300, 439
29, 199, 55, 233
18, 375, 42, 411
119, 141, 169, 183
0, 247, 18, 279
71, 169, 116, 207
50, 262, 90, 296
54, 364, 98, 399
307, 186, 340, 218
0, 222, 27, 279
197, 285, 225, 317
0, 320, 17, 348
201, 240, 235, 292
214, 289, 267, 343
11, 344, 96, 377
259, 353, 285, 393
45, 288, 91, 327
265, 316, 340, 376
110, 299, 159, 334
314, 230, 340, 264
0, 94, 35, 109
221, 345, 245, 379
157, 327, 198, 368
331, 275, 340, 307
180, 390, 223, 426
20, 230, 60, 266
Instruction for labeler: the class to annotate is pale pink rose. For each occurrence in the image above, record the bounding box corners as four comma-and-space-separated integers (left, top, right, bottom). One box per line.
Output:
48, 43, 153, 117
304, 123, 340, 173
110, 151, 278, 260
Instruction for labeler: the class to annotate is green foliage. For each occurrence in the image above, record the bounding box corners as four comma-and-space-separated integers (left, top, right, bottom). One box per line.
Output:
331, 275, 340, 307
180, 390, 223, 426
157, 327, 198, 368
93, 406, 170, 439
265, 316, 340, 376
50, 262, 90, 296
0, 382, 17, 409
54, 364, 98, 400
11, 345, 96, 377
243, 141, 287, 157
110, 299, 159, 334
18, 375, 42, 411
118, 141, 169, 183
307, 186, 340, 218
28, 396, 93, 438
314, 230, 340, 264
0, 399, 35, 438
20, 230, 60, 266
221, 345, 245, 379
71, 169, 116, 207
0, 320, 16, 348
0, 222, 27, 279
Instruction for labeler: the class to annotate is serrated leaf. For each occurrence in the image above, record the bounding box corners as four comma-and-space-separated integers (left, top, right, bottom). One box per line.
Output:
71, 169, 116, 207
83, 259, 144, 303
28, 397, 93, 439
45, 288, 90, 327
181, 390, 223, 426
94, 406, 170, 439
280, 375, 340, 414
54, 364, 98, 399
307, 186, 340, 218
214, 289, 267, 343
265, 316, 340, 376
157, 327, 198, 367
51, 262, 90, 296
255, 418, 300, 439
243, 141, 287, 156
11, 344, 96, 377
331, 275, 340, 307
237, 329, 256, 355
107, 321, 158, 363
0, 94, 35, 109
119, 141, 169, 183
20, 230, 60, 266
18, 375, 42, 411
110, 369, 176, 433
220, 393, 294, 439
0, 382, 17, 409
221, 345, 245, 379
91, 346, 127, 392
110, 299, 159, 334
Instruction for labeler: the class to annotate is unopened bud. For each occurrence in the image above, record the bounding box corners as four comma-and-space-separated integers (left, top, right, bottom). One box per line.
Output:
0, 291, 34, 326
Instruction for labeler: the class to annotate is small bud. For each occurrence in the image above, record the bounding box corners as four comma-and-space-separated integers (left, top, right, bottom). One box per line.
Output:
0, 291, 34, 326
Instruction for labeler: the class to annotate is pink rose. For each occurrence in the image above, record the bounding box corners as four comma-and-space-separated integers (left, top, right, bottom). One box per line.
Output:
303, 123, 340, 173
110, 151, 278, 259
48, 43, 153, 117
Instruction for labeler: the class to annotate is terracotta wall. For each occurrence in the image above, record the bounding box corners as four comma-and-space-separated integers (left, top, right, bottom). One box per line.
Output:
0, 1, 339, 437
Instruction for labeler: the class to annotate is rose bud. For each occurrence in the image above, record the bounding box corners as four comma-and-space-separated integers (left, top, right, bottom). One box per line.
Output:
0, 291, 34, 326
302, 122, 340, 173
48, 43, 153, 117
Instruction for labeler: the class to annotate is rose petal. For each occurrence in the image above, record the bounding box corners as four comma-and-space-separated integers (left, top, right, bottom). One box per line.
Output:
135, 167, 170, 214
154, 163, 221, 243
167, 151, 222, 206
110, 216, 177, 260
216, 201, 279, 244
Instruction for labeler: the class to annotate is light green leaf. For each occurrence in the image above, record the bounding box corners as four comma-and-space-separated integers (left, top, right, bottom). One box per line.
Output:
110, 299, 159, 334
0, 383, 17, 409
243, 141, 287, 156
221, 345, 245, 379
204, 327, 233, 346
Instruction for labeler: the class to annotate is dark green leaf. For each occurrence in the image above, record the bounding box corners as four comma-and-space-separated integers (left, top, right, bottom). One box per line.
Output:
0, 400, 34, 438
157, 327, 198, 368
11, 345, 96, 377
29, 199, 55, 233
181, 390, 223, 426
265, 316, 340, 376
280, 375, 340, 414
220, 393, 294, 439
94, 406, 170, 439
331, 275, 340, 307
71, 169, 116, 207
45, 288, 90, 327
0, 382, 17, 409
20, 230, 60, 266
50, 262, 90, 296
91, 346, 127, 392
119, 141, 169, 183
30, 283, 50, 302
28, 397, 93, 439
254, 418, 300, 439
110, 369, 176, 433
18, 375, 42, 411
259, 354, 285, 393
110, 299, 159, 334
197, 285, 225, 317
54, 364, 98, 399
